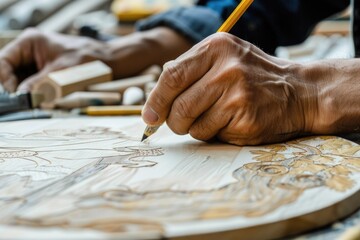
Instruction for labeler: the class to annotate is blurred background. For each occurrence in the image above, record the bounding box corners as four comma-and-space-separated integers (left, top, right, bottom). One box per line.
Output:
0, 0, 195, 47
0, 0, 353, 62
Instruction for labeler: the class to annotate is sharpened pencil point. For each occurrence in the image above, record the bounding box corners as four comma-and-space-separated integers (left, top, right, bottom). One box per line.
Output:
141, 134, 148, 142
141, 125, 160, 142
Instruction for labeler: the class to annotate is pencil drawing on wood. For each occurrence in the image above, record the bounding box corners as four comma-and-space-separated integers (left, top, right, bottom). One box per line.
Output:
0, 118, 360, 239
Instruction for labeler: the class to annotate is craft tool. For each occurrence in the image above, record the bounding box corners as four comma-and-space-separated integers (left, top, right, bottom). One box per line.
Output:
141, 0, 254, 142
0, 109, 51, 122
0, 92, 43, 115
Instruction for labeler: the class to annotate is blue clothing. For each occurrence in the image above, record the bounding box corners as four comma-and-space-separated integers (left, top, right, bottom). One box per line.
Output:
137, 0, 350, 55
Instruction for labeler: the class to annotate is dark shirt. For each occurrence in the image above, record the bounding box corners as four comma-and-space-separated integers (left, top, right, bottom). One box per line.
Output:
137, 0, 351, 55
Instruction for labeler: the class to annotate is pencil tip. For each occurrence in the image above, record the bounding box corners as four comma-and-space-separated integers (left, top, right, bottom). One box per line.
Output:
141, 134, 147, 142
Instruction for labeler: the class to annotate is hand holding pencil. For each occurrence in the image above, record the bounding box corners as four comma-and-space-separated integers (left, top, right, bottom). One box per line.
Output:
142, 0, 320, 146
141, 0, 254, 141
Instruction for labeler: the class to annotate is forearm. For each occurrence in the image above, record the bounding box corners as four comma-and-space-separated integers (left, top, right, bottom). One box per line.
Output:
102, 27, 192, 79
301, 59, 360, 134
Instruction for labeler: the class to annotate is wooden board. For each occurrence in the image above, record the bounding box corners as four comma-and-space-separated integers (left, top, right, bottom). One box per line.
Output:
0, 117, 360, 240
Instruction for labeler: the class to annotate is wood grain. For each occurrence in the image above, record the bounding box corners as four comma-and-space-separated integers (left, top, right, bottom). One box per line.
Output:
0, 118, 359, 239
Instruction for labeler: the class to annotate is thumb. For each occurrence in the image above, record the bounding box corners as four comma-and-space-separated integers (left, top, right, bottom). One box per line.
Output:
142, 36, 216, 126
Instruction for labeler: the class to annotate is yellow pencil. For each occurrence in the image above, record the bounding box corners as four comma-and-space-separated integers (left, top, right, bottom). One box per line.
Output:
80, 105, 143, 116
217, 0, 254, 32
141, 0, 254, 142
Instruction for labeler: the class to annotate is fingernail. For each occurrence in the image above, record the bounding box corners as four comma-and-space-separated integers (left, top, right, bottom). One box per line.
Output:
142, 106, 159, 124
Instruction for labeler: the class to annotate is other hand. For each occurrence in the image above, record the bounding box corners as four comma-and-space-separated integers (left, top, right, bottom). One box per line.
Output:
0, 28, 107, 92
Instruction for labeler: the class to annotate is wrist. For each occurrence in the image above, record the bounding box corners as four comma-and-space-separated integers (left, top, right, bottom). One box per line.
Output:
297, 60, 357, 134
288, 62, 320, 134
305, 59, 360, 134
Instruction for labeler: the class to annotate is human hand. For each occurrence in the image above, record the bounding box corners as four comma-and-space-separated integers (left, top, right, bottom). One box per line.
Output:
142, 33, 318, 145
0, 27, 192, 93
0, 28, 107, 92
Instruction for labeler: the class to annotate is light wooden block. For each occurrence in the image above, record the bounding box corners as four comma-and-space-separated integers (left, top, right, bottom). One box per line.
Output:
87, 65, 160, 94
87, 74, 155, 93
54, 91, 121, 109
32, 61, 112, 108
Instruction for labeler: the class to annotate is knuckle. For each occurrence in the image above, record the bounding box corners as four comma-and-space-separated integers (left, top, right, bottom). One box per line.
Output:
189, 130, 207, 141
224, 88, 254, 112
216, 119, 264, 146
242, 123, 263, 138
147, 89, 171, 118
189, 124, 213, 141
216, 133, 246, 146
172, 96, 195, 120
216, 130, 245, 146
216, 130, 241, 145
162, 61, 186, 91
22, 28, 43, 40
226, 64, 245, 78
239, 41, 253, 55
209, 32, 233, 46
208, 33, 245, 55
210, 33, 256, 61
233, 116, 263, 138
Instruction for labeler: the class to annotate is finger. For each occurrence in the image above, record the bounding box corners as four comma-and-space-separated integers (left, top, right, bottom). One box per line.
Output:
0, 29, 42, 92
17, 60, 70, 92
2, 76, 17, 93
142, 38, 216, 126
188, 99, 233, 141
0, 60, 17, 92
166, 70, 224, 135
17, 64, 59, 92
17, 72, 45, 93
216, 117, 264, 146
0, 29, 41, 67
